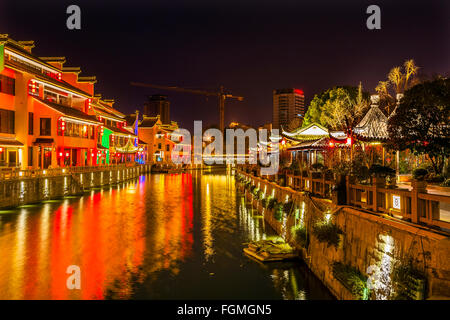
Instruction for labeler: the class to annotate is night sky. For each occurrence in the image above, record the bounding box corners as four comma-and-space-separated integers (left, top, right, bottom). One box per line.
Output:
1, 0, 448, 131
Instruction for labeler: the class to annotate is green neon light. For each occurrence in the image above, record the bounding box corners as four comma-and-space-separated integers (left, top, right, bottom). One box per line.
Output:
101, 128, 113, 148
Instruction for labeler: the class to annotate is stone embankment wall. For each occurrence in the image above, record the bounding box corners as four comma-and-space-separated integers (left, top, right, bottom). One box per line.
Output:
238, 171, 450, 300
0, 165, 151, 209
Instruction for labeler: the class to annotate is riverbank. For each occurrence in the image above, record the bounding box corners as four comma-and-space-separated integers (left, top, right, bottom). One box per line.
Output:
236, 170, 450, 300
0, 164, 152, 209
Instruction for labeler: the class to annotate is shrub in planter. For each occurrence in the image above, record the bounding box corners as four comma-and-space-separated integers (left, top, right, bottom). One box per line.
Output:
267, 198, 277, 210
412, 168, 428, 181
331, 262, 368, 300
332, 161, 352, 177
354, 165, 370, 184
312, 222, 343, 248
311, 163, 325, 172
392, 260, 426, 300
369, 164, 396, 178
292, 226, 309, 248
425, 172, 444, 183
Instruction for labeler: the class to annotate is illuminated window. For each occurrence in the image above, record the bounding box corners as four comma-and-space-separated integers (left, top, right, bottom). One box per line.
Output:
0, 108, 15, 134
40, 118, 51, 136
28, 112, 34, 134
0, 75, 15, 95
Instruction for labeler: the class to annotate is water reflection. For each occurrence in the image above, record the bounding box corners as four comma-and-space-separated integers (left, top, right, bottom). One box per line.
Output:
0, 172, 333, 300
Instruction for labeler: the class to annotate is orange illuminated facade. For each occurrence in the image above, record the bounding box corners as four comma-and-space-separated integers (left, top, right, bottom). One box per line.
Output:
137, 115, 180, 164
0, 34, 142, 169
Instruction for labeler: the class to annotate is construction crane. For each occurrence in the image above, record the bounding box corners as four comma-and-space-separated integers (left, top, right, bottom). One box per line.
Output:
130, 82, 244, 133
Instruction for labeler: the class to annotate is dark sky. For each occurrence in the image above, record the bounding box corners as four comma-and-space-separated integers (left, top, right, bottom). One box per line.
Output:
1, 0, 449, 131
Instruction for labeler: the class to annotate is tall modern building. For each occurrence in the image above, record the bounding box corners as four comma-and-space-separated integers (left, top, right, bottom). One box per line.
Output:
272, 88, 305, 130
144, 94, 170, 125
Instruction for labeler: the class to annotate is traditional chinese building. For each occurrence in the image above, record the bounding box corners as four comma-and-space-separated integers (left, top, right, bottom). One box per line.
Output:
135, 114, 180, 164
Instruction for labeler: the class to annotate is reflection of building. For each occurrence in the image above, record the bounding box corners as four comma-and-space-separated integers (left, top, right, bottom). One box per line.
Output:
144, 95, 170, 125
273, 88, 305, 130
0, 34, 140, 170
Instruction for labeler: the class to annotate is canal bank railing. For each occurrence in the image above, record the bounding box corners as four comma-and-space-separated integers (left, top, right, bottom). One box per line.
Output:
0, 163, 151, 180
0, 164, 152, 209
346, 180, 450, 231
238, 169, 450, 233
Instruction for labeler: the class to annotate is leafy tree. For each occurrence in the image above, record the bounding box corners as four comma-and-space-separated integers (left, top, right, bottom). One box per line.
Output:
387, 78, 450, 174
376, 59, 420, 115
302, 84, 370, 131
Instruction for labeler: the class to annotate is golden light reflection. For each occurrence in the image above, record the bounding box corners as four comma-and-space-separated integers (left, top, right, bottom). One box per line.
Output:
0, 172, 196, 300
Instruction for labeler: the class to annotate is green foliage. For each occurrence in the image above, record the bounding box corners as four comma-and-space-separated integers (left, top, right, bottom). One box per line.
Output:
398, 160, 412, 174
331, 262, 368, 300
312, 221, 343, 248
261, 196, 270, 208
369, 164, 396, 178
392, 260, 426, 300
302, 85, 370, 130
267, 198, 277, 210
273, 203, 284, 221
311, 163, 325, 171
441, 179, 450, 187
426, 172, 444, 183
412, 168, 428, 181
332, 161, 352, 176
387, 78, 450, 174
292, 226, 309, 248
255, 189, 264, 200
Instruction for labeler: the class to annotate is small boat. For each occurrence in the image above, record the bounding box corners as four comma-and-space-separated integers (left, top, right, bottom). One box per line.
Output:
243, 239, 298, 262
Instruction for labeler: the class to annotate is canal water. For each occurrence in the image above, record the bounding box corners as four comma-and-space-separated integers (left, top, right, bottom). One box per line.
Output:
0, 171, 334, 300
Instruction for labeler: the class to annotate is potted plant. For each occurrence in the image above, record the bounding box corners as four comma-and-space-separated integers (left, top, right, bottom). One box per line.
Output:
369, 164, 396, 187
412, 168, 428, 192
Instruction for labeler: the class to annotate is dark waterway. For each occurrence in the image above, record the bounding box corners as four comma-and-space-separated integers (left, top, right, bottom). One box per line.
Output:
0, 171, 334, 299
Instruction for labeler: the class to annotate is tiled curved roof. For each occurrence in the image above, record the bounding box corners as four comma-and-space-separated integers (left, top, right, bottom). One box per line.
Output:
353, 105, 389, 140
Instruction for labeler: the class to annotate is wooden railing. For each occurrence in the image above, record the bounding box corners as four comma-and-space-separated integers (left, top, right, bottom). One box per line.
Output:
237, 167, 450, 233
347, 180, 450, 231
